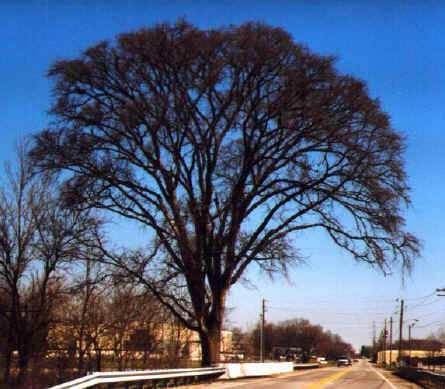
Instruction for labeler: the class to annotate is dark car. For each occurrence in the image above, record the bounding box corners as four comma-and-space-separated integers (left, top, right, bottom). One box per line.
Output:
337, 356, 352, 367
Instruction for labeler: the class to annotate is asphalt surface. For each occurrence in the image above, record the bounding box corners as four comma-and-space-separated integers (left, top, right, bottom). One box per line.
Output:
202, 360, 420, 388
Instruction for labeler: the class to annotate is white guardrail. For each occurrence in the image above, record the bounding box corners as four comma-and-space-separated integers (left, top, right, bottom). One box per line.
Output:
49, 367, 226, 389
293, 363, 320, 369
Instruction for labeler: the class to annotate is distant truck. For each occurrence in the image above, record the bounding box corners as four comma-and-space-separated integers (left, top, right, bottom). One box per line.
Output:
272, 346, 302, 362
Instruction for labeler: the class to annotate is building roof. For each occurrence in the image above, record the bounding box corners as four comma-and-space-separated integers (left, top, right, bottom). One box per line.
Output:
391, 339, 443, 351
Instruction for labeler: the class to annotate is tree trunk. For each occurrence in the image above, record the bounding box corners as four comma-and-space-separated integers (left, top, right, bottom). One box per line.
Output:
78, 350, 85, 375
4, 307, 16, 385
95, 348, 102, 372
3, 348, 12, 384
16, 353, 30, 387
199, 322, 222, 367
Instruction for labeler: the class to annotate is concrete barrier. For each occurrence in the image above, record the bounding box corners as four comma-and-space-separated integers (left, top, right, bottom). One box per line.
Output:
220, 362, 294, 379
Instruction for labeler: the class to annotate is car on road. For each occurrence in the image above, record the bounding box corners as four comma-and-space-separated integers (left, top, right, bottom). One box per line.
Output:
337, 356, 352, 367
317, 357, 328, 365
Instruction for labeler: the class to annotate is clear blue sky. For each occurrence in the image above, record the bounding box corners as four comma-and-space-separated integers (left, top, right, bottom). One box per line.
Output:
1, 0, 445, 350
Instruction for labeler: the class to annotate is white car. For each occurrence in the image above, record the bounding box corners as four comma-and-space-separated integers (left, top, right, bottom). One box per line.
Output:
337, 356, 352, 367
317, 357, 328, 365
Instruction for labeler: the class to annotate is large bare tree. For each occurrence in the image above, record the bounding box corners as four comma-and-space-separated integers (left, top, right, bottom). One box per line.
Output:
30, 21, 419, 365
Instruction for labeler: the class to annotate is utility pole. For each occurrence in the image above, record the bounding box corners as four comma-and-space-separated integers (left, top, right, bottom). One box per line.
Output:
383, 318, 387, 365
398, 299, 404, 363
260, 299, 266, 363
389, 317, 393, 366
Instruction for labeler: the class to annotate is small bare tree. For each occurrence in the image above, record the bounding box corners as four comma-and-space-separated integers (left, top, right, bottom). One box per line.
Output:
0, 145, 100, 385
119, 290, 164, 369
107, 285, 143, 371
55, 258, 108, 376
31, 21, 419, 365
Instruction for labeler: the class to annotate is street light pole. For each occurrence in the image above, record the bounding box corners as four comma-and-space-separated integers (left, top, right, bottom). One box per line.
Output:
408, 320, 418, 360
436, 288, 445, 295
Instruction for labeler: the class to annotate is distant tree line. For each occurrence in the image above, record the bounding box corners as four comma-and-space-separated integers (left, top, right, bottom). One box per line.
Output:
360, 345, 373, 358
229, 318, 353, 362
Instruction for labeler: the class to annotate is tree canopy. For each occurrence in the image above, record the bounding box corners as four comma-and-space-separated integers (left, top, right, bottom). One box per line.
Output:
30, 21, 419, 365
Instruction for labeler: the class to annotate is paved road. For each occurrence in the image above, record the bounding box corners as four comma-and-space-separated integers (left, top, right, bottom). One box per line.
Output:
203, 360, 419, 388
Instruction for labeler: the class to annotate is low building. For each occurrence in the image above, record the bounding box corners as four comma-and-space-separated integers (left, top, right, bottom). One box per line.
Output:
377, 339, 443, 365
47, 320, 233, 367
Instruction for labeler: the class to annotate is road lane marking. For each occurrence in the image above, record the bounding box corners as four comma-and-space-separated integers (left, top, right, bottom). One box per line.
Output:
210, 368, 335, 388
308, 368, 350, 389
369, 365, 398, 389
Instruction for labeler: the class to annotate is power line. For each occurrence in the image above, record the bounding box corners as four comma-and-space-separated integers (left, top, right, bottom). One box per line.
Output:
408, 297, 442, 311
268, 306, 389, 316
415, 320, 445, 329
405, 292, 437, 302
405, 309, 445, 321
